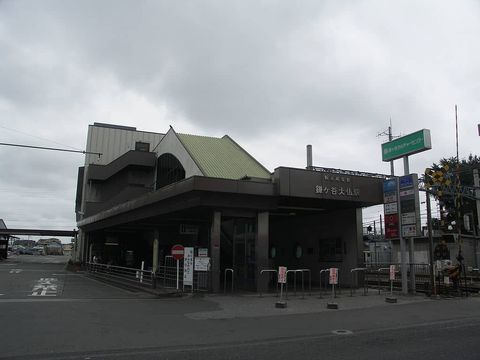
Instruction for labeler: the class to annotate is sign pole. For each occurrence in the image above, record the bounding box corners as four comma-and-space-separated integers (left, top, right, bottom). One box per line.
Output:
276, 266, 287, 308
397, 177, 408, 295
176, 259, 179, 291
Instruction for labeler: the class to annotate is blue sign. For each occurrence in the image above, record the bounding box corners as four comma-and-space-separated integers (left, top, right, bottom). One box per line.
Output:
383, 179, 397, 193
399, 175, 414, 189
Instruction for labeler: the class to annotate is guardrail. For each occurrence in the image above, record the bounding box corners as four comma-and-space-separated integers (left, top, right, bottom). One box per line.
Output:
259, 269, 278, 297
86, 262, 154, 289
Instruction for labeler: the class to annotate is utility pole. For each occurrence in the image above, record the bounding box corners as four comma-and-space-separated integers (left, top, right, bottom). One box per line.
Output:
377, 119, 396, 176
426, 191, 436, 295
474, 169, 480, 267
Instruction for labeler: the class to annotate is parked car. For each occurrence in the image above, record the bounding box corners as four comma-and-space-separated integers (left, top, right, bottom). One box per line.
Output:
32, 246, 45, 255
23, 248, 34, 255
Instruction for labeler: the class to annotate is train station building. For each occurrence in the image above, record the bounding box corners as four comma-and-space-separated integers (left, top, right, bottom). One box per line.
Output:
75, 123, 384, 292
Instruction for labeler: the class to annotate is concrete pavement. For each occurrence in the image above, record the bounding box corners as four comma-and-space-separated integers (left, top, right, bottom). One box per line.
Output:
2, 255, 480, 359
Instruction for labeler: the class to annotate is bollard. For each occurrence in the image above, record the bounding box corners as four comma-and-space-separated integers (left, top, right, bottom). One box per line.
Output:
224, 268, 234, 294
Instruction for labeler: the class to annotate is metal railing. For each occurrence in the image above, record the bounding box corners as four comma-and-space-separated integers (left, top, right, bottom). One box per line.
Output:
86, 262, 154, 289
259, 269, 278, 297
285, 269, 311, 299
350, 268, 367, 296
319, 269, 330, 298
365, 263, 432, 293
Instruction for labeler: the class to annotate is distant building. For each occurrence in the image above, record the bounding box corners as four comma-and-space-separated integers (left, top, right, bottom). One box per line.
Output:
13, 239, 36, 248
0, 219, 9, 259
37, 238, 62, 246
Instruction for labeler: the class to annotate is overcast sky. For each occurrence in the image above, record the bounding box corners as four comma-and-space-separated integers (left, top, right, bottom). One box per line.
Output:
1, 0, 479, 239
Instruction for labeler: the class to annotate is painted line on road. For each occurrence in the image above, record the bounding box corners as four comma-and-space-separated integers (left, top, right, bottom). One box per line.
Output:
29, 278, 58, 297
332, 329, 353, 335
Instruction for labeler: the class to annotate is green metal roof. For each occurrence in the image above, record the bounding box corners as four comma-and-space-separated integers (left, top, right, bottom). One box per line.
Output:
177, 133, 271, 180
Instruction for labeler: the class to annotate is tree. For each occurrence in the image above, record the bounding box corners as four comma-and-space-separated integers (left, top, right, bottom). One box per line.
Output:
426, 154, 479, 235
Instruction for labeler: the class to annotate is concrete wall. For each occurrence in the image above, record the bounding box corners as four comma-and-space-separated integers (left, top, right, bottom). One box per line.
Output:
269, 208, 362, 287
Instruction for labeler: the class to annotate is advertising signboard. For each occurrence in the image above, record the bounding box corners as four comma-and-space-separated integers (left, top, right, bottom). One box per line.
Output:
384, 202, 398, 215
382, 129, 432, 162
384, 178, 400, 239
385, 214, 400, 238
399, 174, 421, 238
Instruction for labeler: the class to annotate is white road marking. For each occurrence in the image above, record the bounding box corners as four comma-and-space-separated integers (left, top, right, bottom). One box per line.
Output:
9, 269, 22, 274
29, 277, 58, 297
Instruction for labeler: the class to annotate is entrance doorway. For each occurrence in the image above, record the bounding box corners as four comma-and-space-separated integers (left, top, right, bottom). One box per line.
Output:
221, 218, 256, 290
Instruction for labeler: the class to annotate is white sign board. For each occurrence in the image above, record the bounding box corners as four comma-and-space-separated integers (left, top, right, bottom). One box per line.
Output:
198, 248, 208, 257
329, 268, 338, 285
384, 194, 397, 203
389, 265, 396, 280
401, 212, 416, 225
384, 202, 398, 215
278, 266, 287, 284
402, 224, 417, 237
194, 257, 210, 271
183, 247, 194, 286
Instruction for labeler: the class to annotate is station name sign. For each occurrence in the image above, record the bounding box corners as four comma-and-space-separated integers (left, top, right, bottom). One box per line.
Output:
382, 129, 432, 162
274, 167, 383, 204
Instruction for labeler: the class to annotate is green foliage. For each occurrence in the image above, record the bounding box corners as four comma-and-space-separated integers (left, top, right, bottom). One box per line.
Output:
429, 154, 479, 234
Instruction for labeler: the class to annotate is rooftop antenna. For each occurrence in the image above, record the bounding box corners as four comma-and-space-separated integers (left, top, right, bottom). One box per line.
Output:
377, 118, 400, 176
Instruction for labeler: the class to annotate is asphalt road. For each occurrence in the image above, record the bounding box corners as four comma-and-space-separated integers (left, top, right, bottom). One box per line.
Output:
1, 255, 480, 359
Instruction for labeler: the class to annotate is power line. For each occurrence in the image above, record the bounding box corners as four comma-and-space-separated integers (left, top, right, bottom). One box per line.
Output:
0, 124, 83, 151
0, 142, 102, 156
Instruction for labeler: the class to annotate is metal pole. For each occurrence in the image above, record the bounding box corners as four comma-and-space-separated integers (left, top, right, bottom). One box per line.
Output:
397, 176, 408, 294
409, 238, 416, 293
426, 191, 435, 294
176, 259, 179, 290
389, 123, 394, 176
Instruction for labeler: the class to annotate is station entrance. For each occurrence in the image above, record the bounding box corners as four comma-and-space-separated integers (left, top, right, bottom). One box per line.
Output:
221, 218, 257, 291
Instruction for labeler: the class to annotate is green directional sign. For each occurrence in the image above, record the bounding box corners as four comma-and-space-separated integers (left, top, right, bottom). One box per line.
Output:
381, 129, 431, 162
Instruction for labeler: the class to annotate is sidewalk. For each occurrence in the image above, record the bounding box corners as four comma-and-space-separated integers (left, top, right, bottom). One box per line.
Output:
185, 290, 433, 320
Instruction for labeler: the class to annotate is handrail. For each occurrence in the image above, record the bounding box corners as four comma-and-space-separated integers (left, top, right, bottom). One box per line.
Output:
377, 267, 391, 294
224, 268, 234, 294
350, 268, 367, 296
285, 269, 311, 299
319, 269, 330, 298
259, 269, 278, 297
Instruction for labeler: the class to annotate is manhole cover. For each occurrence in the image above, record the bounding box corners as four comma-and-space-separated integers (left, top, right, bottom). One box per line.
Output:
332, 329, 353, 335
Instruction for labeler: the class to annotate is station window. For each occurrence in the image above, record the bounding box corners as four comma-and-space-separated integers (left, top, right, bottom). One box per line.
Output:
319, 237, 343, 262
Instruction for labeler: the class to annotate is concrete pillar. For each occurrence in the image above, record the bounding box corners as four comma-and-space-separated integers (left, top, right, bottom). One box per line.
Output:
152, 229, 159, 273
210, 211, 221, 292
256, 212, 270, 293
